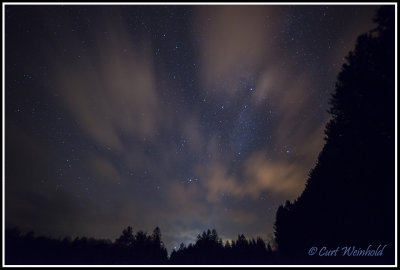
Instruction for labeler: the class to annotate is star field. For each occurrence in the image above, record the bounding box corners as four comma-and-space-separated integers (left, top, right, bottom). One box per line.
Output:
5, 4, 378, 251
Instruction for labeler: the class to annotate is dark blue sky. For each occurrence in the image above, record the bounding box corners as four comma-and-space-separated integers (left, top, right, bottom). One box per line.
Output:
5, 4, 378, 251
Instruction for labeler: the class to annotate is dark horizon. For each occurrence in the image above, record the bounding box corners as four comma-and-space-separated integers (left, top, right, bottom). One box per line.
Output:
4, 3, 396, 265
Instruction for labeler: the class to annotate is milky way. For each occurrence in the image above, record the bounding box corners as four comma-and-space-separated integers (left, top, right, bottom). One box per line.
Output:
5, 4, 379, 251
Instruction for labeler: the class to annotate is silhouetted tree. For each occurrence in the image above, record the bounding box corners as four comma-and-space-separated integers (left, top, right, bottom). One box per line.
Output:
6, 226, 275, 265
5, 225, 168, 265
150, 227, 168, 264
169, 229, 274, 265
115, 226, 134, 248
274, 6, 395, 265
151, 227, 162, 245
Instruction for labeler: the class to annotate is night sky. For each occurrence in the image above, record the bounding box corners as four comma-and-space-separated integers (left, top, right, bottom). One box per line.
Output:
5, 4, 379, 251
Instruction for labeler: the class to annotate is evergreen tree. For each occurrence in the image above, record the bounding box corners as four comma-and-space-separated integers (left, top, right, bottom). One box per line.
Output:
274, 6, 395, 264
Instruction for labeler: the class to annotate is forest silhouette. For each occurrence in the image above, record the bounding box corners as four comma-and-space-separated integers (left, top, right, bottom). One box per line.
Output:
5, 227, 276, 265
274, 5, 395, 265
5, 6, 395, 265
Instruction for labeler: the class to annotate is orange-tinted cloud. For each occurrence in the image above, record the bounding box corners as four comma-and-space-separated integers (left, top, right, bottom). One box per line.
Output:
50, 17, 160, 150
195, 5, 283, 96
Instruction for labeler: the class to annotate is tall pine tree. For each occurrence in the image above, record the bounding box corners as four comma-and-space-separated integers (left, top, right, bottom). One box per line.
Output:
274, 6, 395, 264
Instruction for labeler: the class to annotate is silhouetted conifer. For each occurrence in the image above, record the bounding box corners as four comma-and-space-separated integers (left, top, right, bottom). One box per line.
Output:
273, 6, 395, 265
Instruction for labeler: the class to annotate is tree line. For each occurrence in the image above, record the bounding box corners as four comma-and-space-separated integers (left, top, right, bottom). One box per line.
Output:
5, 226, 276, 265
6, 226, 168, 265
